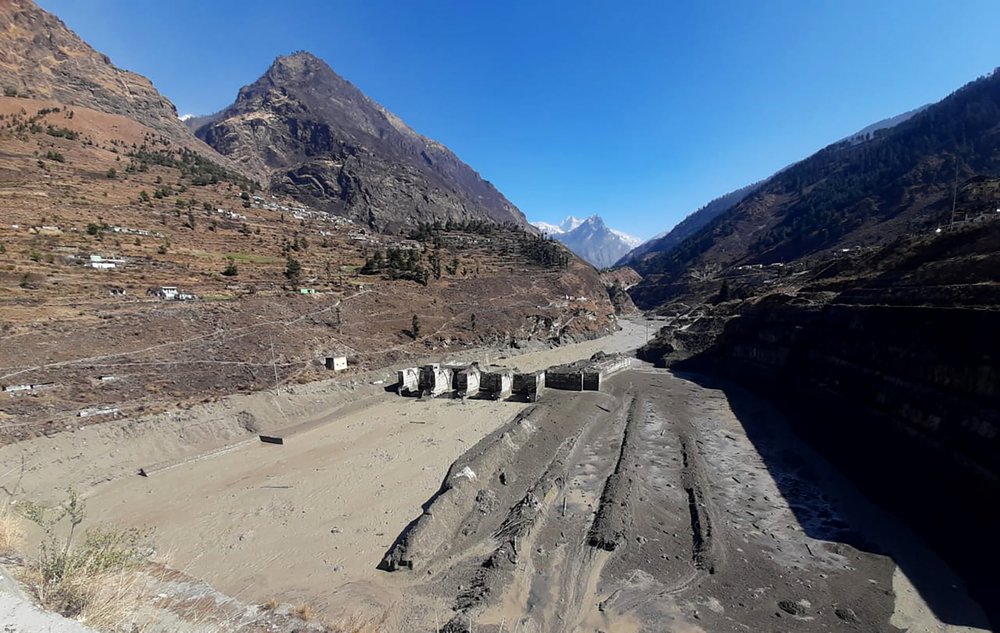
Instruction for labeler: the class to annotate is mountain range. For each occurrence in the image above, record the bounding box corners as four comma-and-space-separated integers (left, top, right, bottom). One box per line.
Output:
531, 215, 641, 268
0, 0, 618, 436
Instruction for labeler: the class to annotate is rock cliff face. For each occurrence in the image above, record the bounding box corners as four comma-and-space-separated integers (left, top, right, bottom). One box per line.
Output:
668, 216, 1000, 620
0, 0, 190, 140
690, 297, 999, 620
194, 52, 527, 231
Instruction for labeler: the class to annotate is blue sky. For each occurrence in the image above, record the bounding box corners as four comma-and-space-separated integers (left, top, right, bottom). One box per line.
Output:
38, 0, 1000, 239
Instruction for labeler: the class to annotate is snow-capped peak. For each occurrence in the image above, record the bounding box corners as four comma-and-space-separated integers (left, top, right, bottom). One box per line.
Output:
609, 227, 643, 248
529, 214, 644, 268
532, 221, 565, 235
531, 216, 586, 235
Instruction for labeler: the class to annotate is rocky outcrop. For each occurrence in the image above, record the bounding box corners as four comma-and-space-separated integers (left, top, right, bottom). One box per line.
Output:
705, 299, 998, 478
600, 266, 642, 315
194, 52, 528, 231
0, 0, 190, 141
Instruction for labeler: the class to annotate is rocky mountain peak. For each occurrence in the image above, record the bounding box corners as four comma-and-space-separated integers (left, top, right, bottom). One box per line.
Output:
195, 52, 526, 231
531, 214, 641, 268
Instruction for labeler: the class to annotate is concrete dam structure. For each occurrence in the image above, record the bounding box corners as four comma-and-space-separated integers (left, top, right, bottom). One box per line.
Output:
395, 353, 629, 401
545, 353, 630, 392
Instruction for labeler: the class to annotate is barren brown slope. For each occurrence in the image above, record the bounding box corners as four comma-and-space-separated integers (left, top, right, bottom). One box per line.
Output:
0, 96, 616, 442
0, 0, 244, 171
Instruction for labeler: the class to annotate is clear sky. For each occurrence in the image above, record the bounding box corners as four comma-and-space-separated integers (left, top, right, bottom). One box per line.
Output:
37, 0, 1000, 239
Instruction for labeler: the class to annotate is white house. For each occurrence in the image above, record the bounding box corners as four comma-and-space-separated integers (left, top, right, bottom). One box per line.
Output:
150, 286, 178, 299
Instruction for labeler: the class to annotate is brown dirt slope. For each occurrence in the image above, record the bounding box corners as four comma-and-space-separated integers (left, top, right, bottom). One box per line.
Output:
0, 96, 616, 443
0, 0, 244, 169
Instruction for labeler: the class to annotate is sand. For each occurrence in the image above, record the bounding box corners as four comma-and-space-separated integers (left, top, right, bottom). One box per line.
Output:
1, 317, 989, 631
0, 319, 652, 619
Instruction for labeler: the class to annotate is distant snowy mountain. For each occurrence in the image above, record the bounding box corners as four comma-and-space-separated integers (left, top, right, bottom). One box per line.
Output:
533, 216, 585, 235
531, 215, 642, 269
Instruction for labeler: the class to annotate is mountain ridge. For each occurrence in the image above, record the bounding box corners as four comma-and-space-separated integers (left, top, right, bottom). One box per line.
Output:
0, 0, 192, 142
629, 69, 1000, 308
194, 51, 527, 232
617, 102, 932, 270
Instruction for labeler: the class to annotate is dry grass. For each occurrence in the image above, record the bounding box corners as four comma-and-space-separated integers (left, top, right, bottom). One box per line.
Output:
51, 568, 151, 633
294, 603, 313, 621
261, 597, 278, 611
14, 489, 153, 632
18, 529, 153, 632
0, 503, 23, 555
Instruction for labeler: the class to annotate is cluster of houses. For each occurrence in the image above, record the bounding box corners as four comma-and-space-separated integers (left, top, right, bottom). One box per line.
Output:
396, 353, 630, 402
250, 193, 355, 228
250, 195, 311, 217
147, 286, 196, 301
3, 382, 56, 395
88, 254, 125, 270
213, 208, 246, 222
110, 225, 162, 238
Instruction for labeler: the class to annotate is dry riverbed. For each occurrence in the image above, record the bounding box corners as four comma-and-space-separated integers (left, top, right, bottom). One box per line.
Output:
0, 319, 990, 632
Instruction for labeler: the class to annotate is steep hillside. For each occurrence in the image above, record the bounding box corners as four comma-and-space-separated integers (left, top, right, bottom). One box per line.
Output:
0, 0, 191, 142
618, 183, 760, 267
533, 215, 641, 268
630, 69, 1000, 308
194, 52, 527, 231
0, 95, 616, 443
647, 218, 1000, 623
839, 104, 929, 145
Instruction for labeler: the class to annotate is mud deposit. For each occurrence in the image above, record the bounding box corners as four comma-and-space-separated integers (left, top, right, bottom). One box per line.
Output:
386, 366, 990, 633
4, 332, 988, 632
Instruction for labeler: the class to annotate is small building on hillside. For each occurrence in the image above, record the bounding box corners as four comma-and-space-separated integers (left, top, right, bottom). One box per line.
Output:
325, 356, 348, 371
148, 286, 178, 300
